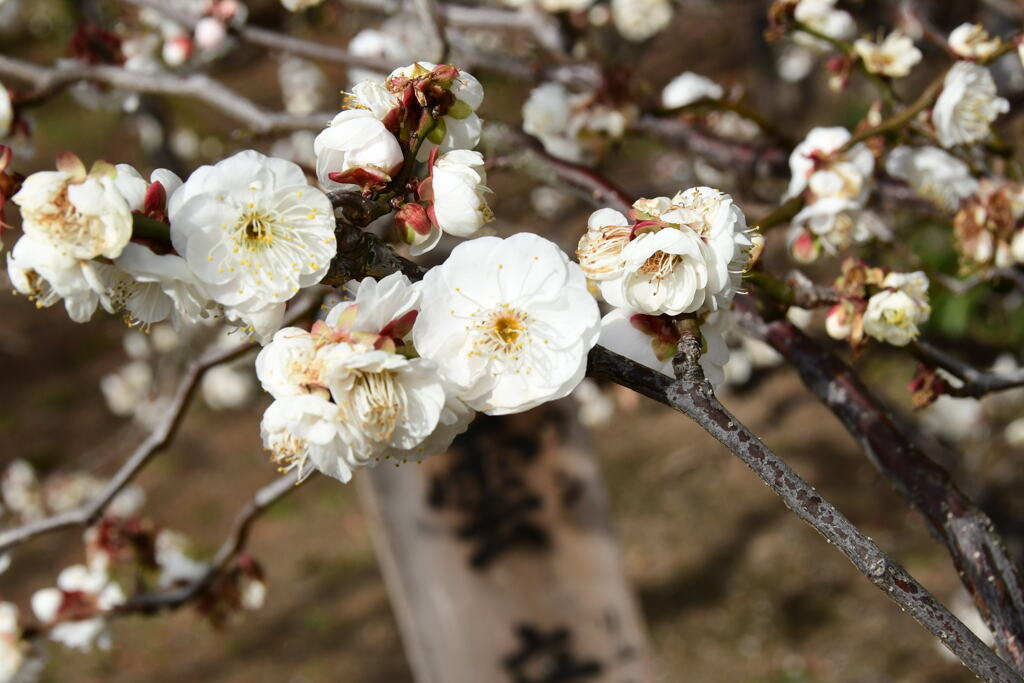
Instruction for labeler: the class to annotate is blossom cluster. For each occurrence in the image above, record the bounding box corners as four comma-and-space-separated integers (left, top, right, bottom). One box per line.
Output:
257, 233, 601, 483
825, 260, 931, 349
577, 187, 756, 385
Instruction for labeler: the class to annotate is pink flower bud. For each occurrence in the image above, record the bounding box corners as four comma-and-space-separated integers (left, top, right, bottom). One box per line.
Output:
395, 202, 434, 246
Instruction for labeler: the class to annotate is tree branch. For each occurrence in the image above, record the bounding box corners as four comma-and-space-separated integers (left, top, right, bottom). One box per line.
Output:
912, 339, 1024, 398
0, 54, 330, 134
736, 302, 1024, 673
116, 470, 308, 614
0, 298, 320, 555
588, 340, 1022, 682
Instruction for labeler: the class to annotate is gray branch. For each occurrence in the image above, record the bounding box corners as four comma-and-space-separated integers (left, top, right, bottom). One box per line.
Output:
0, 54, 331, 134
588, 341, 1022, 682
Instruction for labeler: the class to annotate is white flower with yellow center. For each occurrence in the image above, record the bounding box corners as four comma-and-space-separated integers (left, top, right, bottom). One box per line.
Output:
863, 271, 930, 346
414, 233, 600, 415
788, 197, 889, 257
14, 159, 133, 261
259, 272, 471, 481
588, 188, 752, 316
933, 62, 1009, 148
168, 150, 336, 341
261, 393, 355, 482
885, 146, 978, 213
853, 31, 922, 78
948, 23, 1002, 61
6, 234, 125, 323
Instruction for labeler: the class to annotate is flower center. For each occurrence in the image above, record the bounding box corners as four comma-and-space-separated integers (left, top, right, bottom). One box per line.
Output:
471, 304, 531, 360
352, 371, 405, 443
239, 210, 277, 248
639, 251, 679, 280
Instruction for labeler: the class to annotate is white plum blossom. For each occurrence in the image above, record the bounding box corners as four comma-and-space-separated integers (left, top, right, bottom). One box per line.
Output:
261, 393, 355, 482
853, 31, 922, 78
168, 150, 337, 341
111, 164, 182, 212
579, 188, 753, 316
314, 109, 404, 192
792, 0, 856, 50
31, 563, 125, 652
0, 82, 11, 138
1, 460, 43, 522
415, 233, 600, 415
412, 149, 493, 255
347, 28, 408, 84
948, 23, 1002, 61
885, 146, 978, 212
933, 62, 1009, 148
112, 243, 212, 330
155, 530, 207, 589
786, 126, 873, 202
788, 198, 889, 257
611, 0, 673, 42
521, 81, 630, 163
259, 272, 470, 482
6, 234, 122, 323
785, 126, 886, 258
863, 271, 930, 346
661, 72, 724, 109
14, 160, 133, 261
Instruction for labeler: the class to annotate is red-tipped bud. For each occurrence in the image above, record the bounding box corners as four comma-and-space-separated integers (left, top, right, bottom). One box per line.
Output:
395, 203, 434, 246
143, 181, 168, 218
790, 230, 819, 264
380, 310, 418, 342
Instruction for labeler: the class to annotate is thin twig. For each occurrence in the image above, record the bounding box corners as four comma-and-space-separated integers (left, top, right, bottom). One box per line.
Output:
736, 302, 1024, 673
117, 470, 309, 614
0, 298, 320, 555
912, 339, 1024, 398
0, 54, 331, 134
0, 342, 253, 554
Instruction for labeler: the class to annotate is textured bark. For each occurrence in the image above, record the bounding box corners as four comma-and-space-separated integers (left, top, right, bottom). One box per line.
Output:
737, 308, 1024, 674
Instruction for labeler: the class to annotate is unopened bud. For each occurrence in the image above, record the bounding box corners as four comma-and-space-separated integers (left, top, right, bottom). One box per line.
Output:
395, 202, 433, 246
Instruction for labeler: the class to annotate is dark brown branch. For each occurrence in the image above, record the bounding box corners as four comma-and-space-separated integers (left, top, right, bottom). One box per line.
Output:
736, 303, 1024, 673
589, 340, 1022, 682
912, 340, 1024, 399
